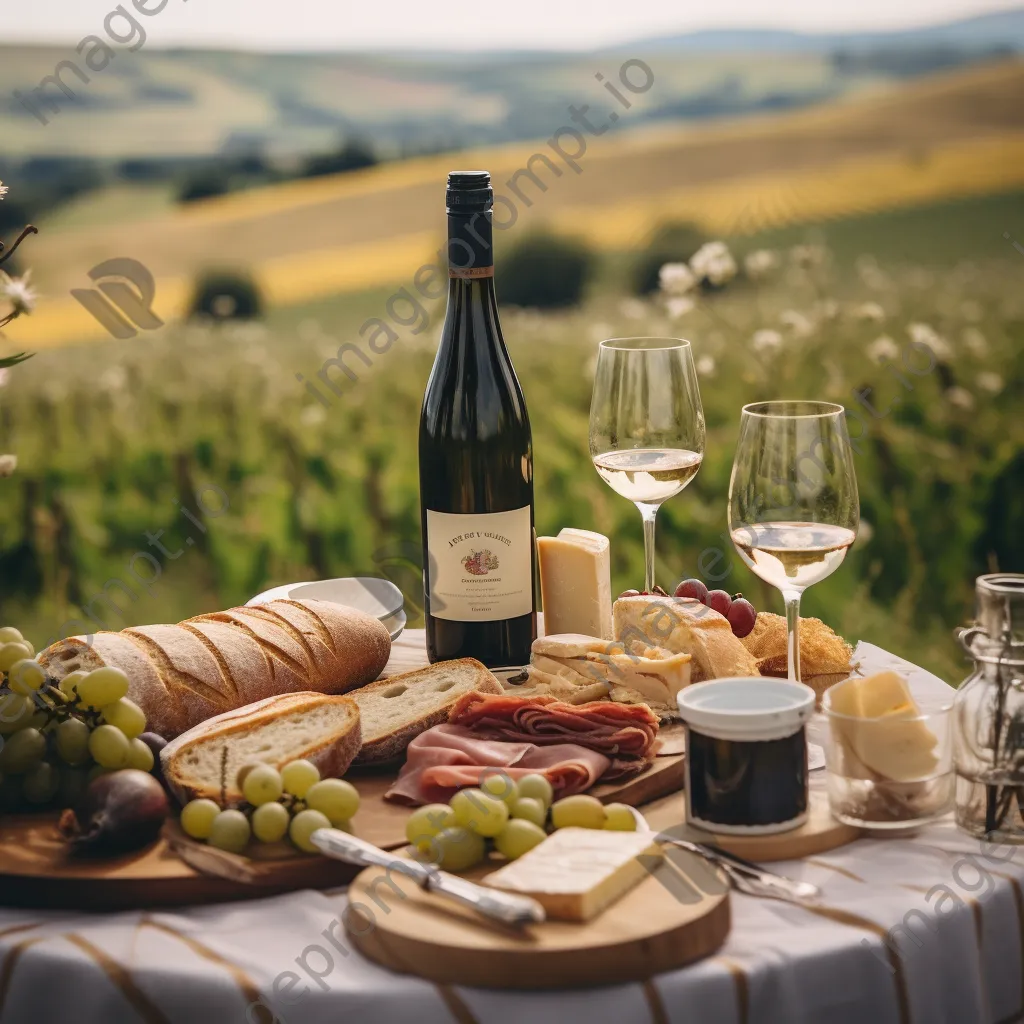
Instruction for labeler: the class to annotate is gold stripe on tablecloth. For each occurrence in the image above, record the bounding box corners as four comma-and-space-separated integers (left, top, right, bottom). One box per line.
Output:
436, 984, 480, 1024
0, 936, 42, 1017
642, 978, 670, 1024
714, 957, 750, 1024
991, 872, 1024, 1021
804, 859, 865, 883
65, 933, 172, 1024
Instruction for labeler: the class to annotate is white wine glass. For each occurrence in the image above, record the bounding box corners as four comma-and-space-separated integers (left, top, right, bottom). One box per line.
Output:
728, 401, 859, 682
589, 338, 705, 593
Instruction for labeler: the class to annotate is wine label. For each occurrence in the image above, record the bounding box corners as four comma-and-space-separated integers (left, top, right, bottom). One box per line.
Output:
426, 506, 533, 622
449, 266, 494, 279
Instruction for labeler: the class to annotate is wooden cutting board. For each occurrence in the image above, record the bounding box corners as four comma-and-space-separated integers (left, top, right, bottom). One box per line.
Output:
346, 848, 731, 989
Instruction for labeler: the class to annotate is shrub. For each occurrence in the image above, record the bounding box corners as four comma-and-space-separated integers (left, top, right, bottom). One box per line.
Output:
188, 269, 263, 321
631, 222, 708, 294
178, 170, 232, 204
302, 140, 378, 179
496, 232, 594, 309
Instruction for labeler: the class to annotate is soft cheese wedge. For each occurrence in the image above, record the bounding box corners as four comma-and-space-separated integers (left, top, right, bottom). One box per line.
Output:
484, 827, 661, 921
826, 671, 940, 782
537, 529, 613, 639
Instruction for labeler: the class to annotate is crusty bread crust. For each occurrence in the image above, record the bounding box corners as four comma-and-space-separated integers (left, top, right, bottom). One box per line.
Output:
351, 659, 504, 765
161, 692, 362, 805
38, 600, 390, 739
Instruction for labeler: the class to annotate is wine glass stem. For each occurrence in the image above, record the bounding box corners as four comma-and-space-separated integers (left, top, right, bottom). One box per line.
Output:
783, 589, 802, 682
639, 502, 658, 593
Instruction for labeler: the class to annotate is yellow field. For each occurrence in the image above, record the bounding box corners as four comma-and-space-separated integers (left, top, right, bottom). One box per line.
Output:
11, 60, 1024, 350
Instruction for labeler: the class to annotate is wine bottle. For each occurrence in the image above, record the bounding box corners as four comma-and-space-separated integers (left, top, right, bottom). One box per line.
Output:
418, 170, 537, 667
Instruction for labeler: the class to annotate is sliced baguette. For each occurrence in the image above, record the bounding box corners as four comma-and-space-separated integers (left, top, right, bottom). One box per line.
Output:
350, 659, 503, 765
161, 692, 361, 806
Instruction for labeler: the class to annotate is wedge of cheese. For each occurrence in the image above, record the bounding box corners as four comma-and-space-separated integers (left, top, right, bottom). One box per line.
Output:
527, 633, 691, 718
484, 827, 661, 921
827, 671, 939, 782
537, 529, 613, 640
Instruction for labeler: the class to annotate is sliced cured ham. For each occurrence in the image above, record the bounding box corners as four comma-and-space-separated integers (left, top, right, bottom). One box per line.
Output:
386, 724, 612, 805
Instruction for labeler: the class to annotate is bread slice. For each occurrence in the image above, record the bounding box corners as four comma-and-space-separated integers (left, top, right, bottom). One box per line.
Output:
161, 692, 361, 806
613, 595, 758, 681
349, 659, 503, 765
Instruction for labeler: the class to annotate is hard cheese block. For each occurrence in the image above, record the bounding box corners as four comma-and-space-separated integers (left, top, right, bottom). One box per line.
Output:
537, 529, 613, 640
483, 827, 661, 922
828, 671, 939, 781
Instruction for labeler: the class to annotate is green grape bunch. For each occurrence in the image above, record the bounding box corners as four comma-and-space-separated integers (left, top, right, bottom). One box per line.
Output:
0, 626, 161, 812
179, 759, 361, 856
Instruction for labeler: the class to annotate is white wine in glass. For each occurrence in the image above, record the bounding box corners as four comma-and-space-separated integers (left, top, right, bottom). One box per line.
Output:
589, 339, 705, 593
728, 401, 859, 682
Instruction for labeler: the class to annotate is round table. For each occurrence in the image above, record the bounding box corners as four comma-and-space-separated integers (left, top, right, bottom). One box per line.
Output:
0, 641, 1020, 1024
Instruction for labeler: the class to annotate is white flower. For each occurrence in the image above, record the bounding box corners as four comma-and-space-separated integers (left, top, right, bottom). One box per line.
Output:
780, 309, 815, 338
588, 321, 614, 343
962, 327, 988, 357
867, 335, 900, 364
945, 386, 975, 411
790, 244, 827, 267
618, 298, 647, 320
665, 296, 695, 319
907, 322, 952, 361
696, 355, 716, 376
0, 270, 37, 316
853, 520, 874, 548
817, 299, 839, 321
852, 302, 885, 322
976, 371, 1003, 394
0, 368, 8, 389
300, 403, 327, 426
752, 329, 783, 354
658, 262, 697, 295
0, 182, 7, 201
690, 241, 737, 287
99, 366, 127, 392
743, 249, 779, 280
0, 454, 16, 477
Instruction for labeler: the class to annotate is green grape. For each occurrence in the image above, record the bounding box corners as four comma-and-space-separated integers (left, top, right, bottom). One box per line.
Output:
405, 803, 457, 847
494, 819, 547, 861
234, 762, 264, 791
22, 761, 59, 804
480, 771, 519, 807
516, 773, 554, 808
127, 738, 155, 772
88, 724, 131, 769
433, 826, 486, 872
208, 809, 251, 853
0, 728, 46, 774
281, 759, 320, 798
54, 717, 91, 765
603, 803, 638, 832
550, 794, 606, 830
252, 801, 290, 843
100, 698, 146, 740
0, 694, 34, 735
8, 659, 46, 696
242, 764, 284, 806
0, 642, 33, 674
510, 797, 547, 829
58, 671, 88, 700
76, 667, 130, 709
289, 808, 331, 853
58, 767, 90, 806
451, 788, 509, 838
0, 627, 24, 645
180, 798, 221, 839
305, 779, 360, 825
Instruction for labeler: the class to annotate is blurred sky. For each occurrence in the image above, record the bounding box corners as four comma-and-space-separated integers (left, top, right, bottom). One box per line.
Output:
1, 0, 1020, 50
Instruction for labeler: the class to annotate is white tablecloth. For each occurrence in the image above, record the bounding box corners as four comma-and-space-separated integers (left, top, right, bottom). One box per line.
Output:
1, 644, 1020, 1024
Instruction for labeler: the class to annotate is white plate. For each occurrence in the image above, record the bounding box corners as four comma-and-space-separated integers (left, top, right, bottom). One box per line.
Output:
247, 577, 404, 622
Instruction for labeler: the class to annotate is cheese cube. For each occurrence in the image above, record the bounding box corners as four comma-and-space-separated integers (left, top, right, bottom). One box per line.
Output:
537, 529, 613, 640
483, 827, 660, 921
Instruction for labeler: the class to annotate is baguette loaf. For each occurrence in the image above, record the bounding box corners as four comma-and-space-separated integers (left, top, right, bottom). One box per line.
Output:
161, 692, 361, 805
38, 599, 390, 738
349, 659, 503, 765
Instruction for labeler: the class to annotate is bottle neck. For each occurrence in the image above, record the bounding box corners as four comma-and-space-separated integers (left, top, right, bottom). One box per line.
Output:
446, 209, 500, 323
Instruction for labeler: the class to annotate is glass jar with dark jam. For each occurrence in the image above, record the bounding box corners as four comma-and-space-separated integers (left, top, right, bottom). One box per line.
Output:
678, 678, 816, 835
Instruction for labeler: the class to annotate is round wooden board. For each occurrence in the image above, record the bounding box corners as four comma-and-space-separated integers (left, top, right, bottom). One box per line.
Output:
345, 852, 731, 989
644, 788, 861, 862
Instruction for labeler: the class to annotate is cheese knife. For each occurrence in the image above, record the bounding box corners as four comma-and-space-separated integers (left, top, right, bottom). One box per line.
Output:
310, 828, 547, 927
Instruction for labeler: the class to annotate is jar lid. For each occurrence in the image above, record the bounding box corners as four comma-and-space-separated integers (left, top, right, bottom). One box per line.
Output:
677, 677, 816, 741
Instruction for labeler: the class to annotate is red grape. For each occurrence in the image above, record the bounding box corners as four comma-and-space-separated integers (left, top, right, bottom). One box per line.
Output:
727, 598, 757, 638
706, 590, 733, 617
674, 578, 708, 603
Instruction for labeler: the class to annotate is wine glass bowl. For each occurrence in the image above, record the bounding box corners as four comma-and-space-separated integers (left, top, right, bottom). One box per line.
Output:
728, 400, 859, 681
589, 338, 705, 593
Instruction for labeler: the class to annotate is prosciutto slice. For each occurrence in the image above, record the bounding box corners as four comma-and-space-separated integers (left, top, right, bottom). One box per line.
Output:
386, 724, 611, 805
